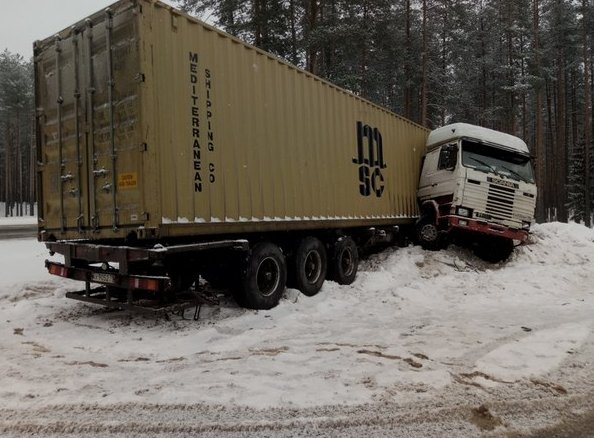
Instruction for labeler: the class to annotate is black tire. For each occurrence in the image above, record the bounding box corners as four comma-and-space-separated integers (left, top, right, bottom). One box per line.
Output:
416, 216, 441, 250
474, 237, 514, 263
328, 236, 358, 285
239, 242, 286, 309
292, 237, 327, 297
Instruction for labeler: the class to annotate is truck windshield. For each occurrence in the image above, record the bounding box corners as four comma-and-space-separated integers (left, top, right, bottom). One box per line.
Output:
461, 140, 534, 183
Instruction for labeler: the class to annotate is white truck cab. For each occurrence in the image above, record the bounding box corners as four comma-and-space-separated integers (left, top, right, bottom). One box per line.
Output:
417, 123, 537, 262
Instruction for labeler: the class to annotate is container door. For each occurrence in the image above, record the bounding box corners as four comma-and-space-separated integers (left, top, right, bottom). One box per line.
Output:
36, 4, 143, 240
84, 8, 144, 235
36, 29, 89, 236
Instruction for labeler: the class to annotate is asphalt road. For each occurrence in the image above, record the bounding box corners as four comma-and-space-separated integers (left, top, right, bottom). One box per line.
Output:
0, 224, 37, 240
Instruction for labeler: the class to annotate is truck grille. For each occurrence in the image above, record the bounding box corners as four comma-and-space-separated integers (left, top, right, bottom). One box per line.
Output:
486, 184, 515, 220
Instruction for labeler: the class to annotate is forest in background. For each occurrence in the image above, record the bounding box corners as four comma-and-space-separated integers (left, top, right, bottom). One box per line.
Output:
0, 51, 34, 216
1, 0, 593, 225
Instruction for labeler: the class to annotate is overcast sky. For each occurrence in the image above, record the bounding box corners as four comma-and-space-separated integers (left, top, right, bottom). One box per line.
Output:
0, 0, 177, 58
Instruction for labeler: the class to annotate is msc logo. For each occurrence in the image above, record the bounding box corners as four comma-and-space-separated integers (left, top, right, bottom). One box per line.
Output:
352, 121, 387, 197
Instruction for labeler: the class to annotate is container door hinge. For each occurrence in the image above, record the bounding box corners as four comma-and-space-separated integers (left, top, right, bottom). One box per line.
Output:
139, 142, 148, 152
135, 72, 145, 83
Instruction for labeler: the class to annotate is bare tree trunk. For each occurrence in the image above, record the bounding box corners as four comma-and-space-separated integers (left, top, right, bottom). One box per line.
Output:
506, 0, 516, 134
420, 0, 428, 127
567, 70, 579, 151
359, 0, 369, 96
306, 0, 318, 74
5, 121, 13, 217
556, 49, 567, 222
440, 1, 448, 126
583, 0, 592, 226
521, 35, 527, 141
30, 117, 36, 216
533, 0, 545, 222
546, 80, 556, 219
404, 0, 412, 119
16, 107, 22, 216
289, 0, 298, 66
480, 9, 487, 127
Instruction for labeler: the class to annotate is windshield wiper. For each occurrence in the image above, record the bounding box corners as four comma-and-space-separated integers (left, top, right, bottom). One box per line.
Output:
467, 156, 497, 174
500, 165, 531, 184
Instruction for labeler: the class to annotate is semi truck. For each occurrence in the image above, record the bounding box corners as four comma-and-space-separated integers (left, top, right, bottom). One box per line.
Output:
417, 123, 537, 262
35, 0, 536, 312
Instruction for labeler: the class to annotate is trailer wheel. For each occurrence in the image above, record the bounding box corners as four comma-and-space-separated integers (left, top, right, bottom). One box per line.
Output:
240, 242, 286, 309
416, 217, 441, 250
292, 237, 327, 296
328, 237, 358, 285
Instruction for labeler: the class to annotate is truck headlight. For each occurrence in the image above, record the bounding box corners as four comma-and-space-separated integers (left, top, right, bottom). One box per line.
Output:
457, 207, 472, 217
522, 221, 531, 230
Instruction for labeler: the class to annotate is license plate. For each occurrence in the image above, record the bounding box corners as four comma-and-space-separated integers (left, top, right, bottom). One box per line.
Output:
91, 272, 116, 284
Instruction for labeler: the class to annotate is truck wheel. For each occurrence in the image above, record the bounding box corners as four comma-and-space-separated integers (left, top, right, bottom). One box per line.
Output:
239, 242, 286, 309
293, 237, 327, 296
328, 237, 358, 285
474, 237, 514, 263
416, 217, 441, 250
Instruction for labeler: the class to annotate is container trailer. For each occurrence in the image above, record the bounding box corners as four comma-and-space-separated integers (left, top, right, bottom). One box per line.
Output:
35, 0, 536, 311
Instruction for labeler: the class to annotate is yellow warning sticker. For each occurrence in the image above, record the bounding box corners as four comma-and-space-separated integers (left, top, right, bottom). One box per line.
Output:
118, 172, 138, 189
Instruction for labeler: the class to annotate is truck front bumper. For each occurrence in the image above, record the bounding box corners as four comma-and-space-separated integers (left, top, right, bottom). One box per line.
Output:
447, 216, 529, 241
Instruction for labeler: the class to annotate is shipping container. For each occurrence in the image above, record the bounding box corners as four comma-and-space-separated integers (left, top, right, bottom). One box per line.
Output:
35, 0, 430, 310
34, 0, 428, 243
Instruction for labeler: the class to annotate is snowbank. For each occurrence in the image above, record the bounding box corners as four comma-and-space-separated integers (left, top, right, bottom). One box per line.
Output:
0, 222, 592, 420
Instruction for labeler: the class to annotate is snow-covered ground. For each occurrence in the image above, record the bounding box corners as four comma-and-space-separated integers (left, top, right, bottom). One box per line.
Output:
0, 222, 593, 436
0, 215, 37, 226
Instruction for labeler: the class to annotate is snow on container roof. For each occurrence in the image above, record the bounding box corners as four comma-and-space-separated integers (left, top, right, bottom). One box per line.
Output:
427, 123, 529, 154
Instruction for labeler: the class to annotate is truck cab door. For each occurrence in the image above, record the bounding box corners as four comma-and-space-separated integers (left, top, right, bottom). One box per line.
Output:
418, 143, 458, 201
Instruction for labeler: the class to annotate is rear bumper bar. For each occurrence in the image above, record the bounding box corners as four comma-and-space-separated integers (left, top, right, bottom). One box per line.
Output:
46, 260, 169, 291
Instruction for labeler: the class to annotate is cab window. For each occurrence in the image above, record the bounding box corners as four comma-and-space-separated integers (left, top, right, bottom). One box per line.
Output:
438, 143, 458, 170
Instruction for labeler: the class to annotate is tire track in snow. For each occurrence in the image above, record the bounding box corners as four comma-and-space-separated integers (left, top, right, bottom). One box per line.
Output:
0, 388, 592, 436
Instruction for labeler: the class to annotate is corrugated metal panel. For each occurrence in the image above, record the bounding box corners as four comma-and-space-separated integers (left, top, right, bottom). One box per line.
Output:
37, 0, 429, 241
36, 1, 143, 239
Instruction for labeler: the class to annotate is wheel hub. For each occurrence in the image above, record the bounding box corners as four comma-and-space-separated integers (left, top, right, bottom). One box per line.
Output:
256, 257, 280, 296
340, 248, 354, 276
420, 224, 438, 242
304, 250, 322, 284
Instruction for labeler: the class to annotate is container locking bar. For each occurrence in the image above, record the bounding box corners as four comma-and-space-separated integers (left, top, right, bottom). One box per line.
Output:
105, 8, 118, 231
55, 36, 65, 233
85, 18, 98, 230
72, 28, 84, 232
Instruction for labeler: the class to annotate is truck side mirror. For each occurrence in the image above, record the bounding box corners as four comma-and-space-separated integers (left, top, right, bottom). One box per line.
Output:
438, 143, 458, 171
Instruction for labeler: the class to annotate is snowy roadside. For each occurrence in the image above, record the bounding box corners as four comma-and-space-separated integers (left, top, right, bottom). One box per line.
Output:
0, 216, 37, 226
0, 216, 38, 240
0, 222, 593, 436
